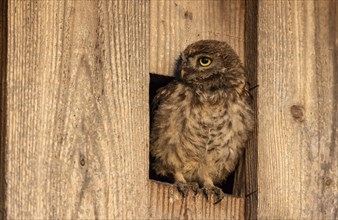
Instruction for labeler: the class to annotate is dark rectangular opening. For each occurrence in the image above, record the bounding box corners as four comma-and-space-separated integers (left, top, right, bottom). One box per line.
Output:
149, 73, 176, 184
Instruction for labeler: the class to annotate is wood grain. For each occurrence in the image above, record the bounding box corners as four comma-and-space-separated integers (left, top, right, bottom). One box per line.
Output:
5, 1, 149, 219
5, 0, 335, 218
244, 0, 258, 219
150, 0, 245, 76
0, 0, 8, 219
257, 0, 337, 219
149, 180, 244, 220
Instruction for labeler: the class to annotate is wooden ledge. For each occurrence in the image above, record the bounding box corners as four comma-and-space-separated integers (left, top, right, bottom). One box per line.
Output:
148, 180, 244, 219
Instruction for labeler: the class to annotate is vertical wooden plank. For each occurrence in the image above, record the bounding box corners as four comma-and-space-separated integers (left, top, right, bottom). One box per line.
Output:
149, 0, 251, 218
257, 0, 337, 219
150, 0, 245, 76
5, 0, 149, 219
244, 0, 258, 219
0, 0, 7, 219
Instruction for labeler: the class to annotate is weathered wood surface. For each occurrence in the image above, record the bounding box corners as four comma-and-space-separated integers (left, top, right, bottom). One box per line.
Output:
0, 0, 8, 219
257, 0, 337, 219
149, 180, 244, 220
244, 0, 258, 219
150, 0, 245, 76
5, 1, 149, 219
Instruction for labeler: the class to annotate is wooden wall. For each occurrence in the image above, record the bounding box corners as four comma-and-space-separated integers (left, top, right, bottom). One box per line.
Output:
3, 1, 149, 219
0, 0, 336, 219
257, 0, 337, 219
1, 0, 250, 219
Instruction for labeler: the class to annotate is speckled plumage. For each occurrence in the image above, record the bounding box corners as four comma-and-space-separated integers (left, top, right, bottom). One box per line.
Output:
150, 40, 254, 203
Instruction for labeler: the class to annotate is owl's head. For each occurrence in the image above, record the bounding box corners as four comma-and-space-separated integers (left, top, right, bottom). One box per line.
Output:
175, 40, 246, 92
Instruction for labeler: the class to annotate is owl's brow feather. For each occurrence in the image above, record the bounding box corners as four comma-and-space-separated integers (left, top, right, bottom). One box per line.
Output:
187, 49, 217, 58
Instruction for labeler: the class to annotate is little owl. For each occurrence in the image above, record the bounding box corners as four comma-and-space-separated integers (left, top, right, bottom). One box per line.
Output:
150, 40, 254, 204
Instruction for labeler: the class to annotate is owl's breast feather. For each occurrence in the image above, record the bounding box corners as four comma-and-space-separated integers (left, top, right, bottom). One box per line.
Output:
151, 81, 253, 183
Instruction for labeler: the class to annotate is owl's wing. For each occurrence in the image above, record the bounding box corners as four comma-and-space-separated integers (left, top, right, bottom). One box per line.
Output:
151, 80, 178, 114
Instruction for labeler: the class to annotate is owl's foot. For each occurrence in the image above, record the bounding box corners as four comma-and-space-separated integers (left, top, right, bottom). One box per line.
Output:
175, 182, 199, 197
188, 182, 200, 195
202, 186, 225, 204
175, 182, 189, 197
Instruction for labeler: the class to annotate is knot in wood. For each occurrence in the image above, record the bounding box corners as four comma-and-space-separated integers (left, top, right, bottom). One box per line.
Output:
184, 10, 193, 20
80, 158, 86, 166
325, 177, 332, 187
290, 105, 305, 122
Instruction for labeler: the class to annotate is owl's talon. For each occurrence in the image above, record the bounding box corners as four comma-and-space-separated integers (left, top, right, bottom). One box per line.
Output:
189, 182, 200, 195
202, 187, 210, 201
214, 192, 225, 204
175, 182, 200, 197
175, 182, 188, 197
213, 186, 225, 204
202, 186, 225, 204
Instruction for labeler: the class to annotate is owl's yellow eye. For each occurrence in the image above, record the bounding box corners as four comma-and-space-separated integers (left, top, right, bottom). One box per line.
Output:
199, 57, 212, 67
